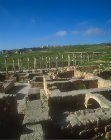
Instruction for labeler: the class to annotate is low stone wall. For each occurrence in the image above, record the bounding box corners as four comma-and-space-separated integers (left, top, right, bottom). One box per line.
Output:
43, 75, 51, 95
0, 83, 4, 93
29, 75, 43, 88
0, 79, 15, 94
47, 79, 98, 92
98, 78, 111, 88
52, 108, 111, 139
32, 76, 43, 82
0, 94, 19, 139
28, 73, 43, 80
17, 73, 29, 81
98, 70, 111, 79
28, 88, 40, 101
3, 79, 15, 93
58, 70, 74, 78
30, 81, 43, 87
74, 70, 85, 78
74, 70, 111, 88
76, 65, 99, 73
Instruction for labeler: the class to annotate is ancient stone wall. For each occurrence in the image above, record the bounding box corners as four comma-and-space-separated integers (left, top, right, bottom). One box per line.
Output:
0, 94, 19, 139
74, 70, 111, 88
58, 70, 74, 78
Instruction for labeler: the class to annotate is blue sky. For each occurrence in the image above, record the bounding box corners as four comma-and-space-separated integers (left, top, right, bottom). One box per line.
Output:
0, 0, 111, 50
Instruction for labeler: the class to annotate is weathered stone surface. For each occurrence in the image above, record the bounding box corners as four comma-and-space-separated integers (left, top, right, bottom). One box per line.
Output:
0, 94, 18, 118
20, 124, 43, 140
105, 131, 111, 139
0, 94, 19, 138
32, 76, 43, 82
105, 125, 111, 132
51, 108, 111, 136
42, 70, 111, 138
28, 88, 40, 101
48, 89, 111, 114
46, 78, 98, 93
0, 79, 15, 93
30, 81, 43, 87
23, 100, 51, 125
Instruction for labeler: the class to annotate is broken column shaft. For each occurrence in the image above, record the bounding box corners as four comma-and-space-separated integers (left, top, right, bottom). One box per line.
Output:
34, 56, 37, 71
27, 57, 30, 71
62, 55, 64, 68
68, 55, 70, 67
12, 58, 16, 73
5, 57, 8, 74
46, 57, 48, 69
56, 56, 58, 70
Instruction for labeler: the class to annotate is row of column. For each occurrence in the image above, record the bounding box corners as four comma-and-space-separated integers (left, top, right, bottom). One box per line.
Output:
4, 53, 94, 73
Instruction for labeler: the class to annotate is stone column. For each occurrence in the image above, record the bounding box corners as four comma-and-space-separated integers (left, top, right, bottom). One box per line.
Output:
18, 57, 20, 72
62, 55, 64, 68
51, 56, 53, 68
56, 56, 58, 70
49, 56, 51, 69
87, 53, 89, 62
34, 56, 37, 71
5, 57, 8, 74
42, 56, 44, 69
68, 55, 70, 67
74, 55, 76, 66
40, 57, 41, 69
80, 53, 83, 64
92, 52, 94, 61
12, 58, 16, 73
20, 57, 23, 72
27, 57, 30, 71
74, 66, 76, 76
73, 54, 75, 66
46, 57, 48, 69
82, 53, 85, 63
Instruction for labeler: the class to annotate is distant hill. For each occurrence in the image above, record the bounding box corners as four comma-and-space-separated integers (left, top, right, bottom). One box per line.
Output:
0, 42, 111, 54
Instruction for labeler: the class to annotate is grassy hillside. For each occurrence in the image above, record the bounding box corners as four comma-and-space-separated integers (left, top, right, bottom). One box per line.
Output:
0, 43, 111, 71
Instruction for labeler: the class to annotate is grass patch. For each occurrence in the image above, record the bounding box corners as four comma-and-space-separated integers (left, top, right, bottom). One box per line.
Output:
75, 85, 86, 90
41, 93, 48, 108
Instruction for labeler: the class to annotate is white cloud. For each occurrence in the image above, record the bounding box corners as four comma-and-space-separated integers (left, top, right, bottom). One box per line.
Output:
56, 31, 67, 37
32, 19, 36, 24
83, 27, 106, 36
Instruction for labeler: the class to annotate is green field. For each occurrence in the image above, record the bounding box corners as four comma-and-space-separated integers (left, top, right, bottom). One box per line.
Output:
0, 43, 111, 71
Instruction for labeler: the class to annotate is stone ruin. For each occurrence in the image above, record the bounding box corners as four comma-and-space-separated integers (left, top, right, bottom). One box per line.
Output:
0, 53, 111, 139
